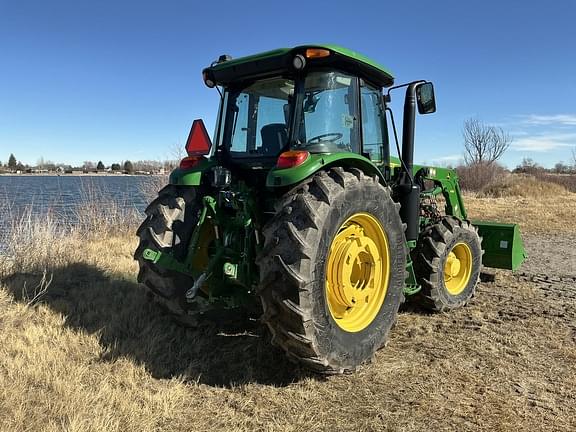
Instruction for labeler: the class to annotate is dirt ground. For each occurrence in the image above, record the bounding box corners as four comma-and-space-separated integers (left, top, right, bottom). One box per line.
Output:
0, 196, 575, 431
522, 234, 576, 277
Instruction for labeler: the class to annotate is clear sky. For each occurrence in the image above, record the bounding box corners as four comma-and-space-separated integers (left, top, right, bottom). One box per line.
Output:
1, 0, 575, 168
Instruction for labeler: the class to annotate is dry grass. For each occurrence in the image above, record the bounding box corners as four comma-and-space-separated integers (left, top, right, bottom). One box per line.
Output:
534, 172, 576, 193
479, 174, 568, 199
1, 191, 575, 431
464, 176, 576, 235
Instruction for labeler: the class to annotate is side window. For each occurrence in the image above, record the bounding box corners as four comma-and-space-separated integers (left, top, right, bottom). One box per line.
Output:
230, 93, 249, 152
361, 83, 386, 161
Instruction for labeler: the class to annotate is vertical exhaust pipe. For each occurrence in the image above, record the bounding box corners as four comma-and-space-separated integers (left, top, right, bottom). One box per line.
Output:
398, 81, 425, 242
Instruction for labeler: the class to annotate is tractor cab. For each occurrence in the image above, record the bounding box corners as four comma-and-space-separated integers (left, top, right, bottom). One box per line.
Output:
202, 46, 397, 169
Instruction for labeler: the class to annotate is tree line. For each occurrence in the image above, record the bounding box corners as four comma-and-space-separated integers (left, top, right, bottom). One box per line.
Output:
1, 154, 179, 174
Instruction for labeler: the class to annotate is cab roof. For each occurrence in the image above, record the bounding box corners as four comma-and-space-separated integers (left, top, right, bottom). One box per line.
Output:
205, 44, 395, 88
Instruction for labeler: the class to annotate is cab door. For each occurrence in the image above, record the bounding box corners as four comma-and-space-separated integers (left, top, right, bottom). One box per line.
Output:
360, 80, 389, 166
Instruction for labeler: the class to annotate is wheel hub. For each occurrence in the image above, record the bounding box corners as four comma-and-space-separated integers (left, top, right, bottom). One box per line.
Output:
326, 213, 390, 332
443, 242, 473, 295
329, 225, 380, 308
445, 252, 462, 278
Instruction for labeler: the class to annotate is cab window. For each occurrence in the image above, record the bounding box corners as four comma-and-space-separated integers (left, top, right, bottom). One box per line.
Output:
360, 82, 386, 162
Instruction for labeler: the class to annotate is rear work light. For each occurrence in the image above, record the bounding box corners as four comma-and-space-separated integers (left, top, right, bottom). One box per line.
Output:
179, 156, 205, 170
276, 151, 310, 169
202, 71, 216, 88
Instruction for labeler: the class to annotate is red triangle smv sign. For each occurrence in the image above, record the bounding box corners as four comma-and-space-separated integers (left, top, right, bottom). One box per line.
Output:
185, 119, 212, 156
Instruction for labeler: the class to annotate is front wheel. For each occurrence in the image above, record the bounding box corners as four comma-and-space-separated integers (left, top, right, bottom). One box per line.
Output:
412, 216, 483, 311
257, 168, 407, 374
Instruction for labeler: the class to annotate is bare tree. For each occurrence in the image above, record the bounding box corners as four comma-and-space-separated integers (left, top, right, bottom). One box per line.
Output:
462, 118, 512, 165
554, 162, 568, 174
169, 141, 185, 162
571, 147, 576, 169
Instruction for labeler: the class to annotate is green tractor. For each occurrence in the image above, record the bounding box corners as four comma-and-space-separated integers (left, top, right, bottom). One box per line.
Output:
135, 45, 526, 373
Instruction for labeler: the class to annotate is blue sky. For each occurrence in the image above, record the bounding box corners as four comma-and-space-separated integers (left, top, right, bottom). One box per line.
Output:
1, 0, 575, 168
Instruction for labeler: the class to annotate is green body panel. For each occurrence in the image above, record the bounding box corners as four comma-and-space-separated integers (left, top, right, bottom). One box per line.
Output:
413, 164, 467, 220
266, 152, 385, 187
389, 156, 466, 220
169, 159, 217, 186
472, 221, 527, 271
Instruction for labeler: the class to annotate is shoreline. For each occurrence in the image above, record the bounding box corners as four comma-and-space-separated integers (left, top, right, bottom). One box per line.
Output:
0, 173, 164, 177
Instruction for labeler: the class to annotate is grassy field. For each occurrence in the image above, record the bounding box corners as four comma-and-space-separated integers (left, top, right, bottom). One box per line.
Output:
1, 176, 575, 431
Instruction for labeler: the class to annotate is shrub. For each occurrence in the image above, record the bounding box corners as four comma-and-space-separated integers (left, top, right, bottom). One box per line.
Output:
479, 174, 568, 198
456, 162, 507, 192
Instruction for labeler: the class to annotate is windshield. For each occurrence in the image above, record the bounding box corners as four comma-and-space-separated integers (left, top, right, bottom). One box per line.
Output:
294, 71, 359, 153
223, 77, 294, 158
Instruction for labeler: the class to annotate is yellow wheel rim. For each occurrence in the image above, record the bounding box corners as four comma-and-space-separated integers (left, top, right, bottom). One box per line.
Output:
444, 242, 472, 295
325, 213, 390, 333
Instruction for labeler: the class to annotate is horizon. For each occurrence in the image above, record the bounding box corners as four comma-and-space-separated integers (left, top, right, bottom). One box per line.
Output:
1, 151, 573, 172
1, 1, 575, 169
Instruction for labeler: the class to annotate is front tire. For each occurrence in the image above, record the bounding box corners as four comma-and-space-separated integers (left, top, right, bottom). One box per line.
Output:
257, 168, 407, 374
412, 216, 483, 311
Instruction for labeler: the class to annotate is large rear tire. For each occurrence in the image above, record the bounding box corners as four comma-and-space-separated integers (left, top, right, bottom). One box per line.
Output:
412, 216, 483, 311
257, 168, 407, 374
135, 185, 201, 324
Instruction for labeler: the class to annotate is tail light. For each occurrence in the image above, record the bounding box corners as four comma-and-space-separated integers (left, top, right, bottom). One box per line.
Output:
276, 151, 310, 169
179, 156, 205, 170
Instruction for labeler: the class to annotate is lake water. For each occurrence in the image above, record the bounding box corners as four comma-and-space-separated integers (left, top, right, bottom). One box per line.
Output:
0, 175, 162, 245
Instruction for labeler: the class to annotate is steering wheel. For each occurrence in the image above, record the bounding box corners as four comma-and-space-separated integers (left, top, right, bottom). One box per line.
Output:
308, 133, 343, 144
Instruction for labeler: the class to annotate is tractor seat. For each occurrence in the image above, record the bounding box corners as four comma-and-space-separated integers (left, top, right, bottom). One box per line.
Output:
260, 123, 287, 156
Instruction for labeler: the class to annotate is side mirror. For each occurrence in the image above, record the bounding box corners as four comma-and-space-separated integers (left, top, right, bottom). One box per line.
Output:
416, 82, 436, 114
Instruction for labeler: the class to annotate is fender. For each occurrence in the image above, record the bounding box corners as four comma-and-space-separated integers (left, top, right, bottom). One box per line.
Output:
266, 152, 386, 188
169, 159, 217, 186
